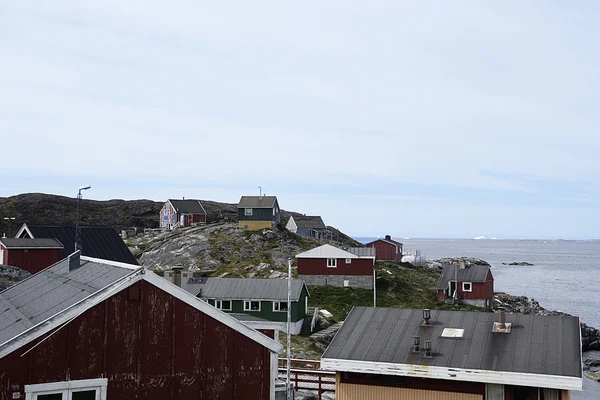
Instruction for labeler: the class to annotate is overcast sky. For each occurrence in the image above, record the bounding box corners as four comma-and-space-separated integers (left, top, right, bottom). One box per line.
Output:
1, 1, 599, 239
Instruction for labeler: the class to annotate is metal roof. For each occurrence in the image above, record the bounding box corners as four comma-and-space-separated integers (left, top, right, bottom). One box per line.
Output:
323, 307, 582, 379
180, 277, 305, 301
230, 313, 270, 322
346, 247, 376, 257
366, 237, 403, 247
0, 253, 139, 346
238, 196, 277, 209
0, 238, 63, 249
296, 244, 371, 260
168, 199, 206, 214
436, 264, 491, 290
290, 216, 326, 230
19, 224, 139, 265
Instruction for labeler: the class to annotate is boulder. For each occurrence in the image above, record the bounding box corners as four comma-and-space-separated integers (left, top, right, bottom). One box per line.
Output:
584, 371, 600, 382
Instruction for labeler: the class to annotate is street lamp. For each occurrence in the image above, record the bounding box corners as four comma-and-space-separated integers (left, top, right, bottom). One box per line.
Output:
3, 217, 15, 237
75, 186, 91, 251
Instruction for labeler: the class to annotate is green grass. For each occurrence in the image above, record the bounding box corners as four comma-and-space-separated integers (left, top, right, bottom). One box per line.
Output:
308, 262, 490, 321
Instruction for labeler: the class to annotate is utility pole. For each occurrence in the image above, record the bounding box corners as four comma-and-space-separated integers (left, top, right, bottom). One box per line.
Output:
3, 217, 15, 237
75, 186, 91, 251
286, 258, 292, 399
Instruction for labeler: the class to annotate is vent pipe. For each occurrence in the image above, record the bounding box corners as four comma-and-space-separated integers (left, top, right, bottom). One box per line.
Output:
459, 260, 466, 269
424, 340, 432, 358
498, 311, 506, 330
172, 266, 183, 287
412, 336, 420, 352
421, 309, 432, 326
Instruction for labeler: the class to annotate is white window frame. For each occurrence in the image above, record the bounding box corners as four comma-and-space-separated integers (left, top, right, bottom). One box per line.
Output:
25, 378, 108, 400
462, 282, 472, 292
215, 300, 232, 311
245, 208, 253, 216
327, 258, 337, 268
273, 301, 289, 312
244, 300, 261, 312
345, 258, 352, 264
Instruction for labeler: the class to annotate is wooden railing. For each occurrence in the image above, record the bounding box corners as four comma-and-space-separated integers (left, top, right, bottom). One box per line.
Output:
278, 359, 335, 399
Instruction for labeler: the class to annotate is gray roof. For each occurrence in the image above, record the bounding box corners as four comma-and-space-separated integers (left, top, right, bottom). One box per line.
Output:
238, 196, 277, 209
346, 247, 376, 257
181, 278, 305, 301
436, 264, 491, 290
323, 307, 582, 378
291, 216, 326, 230
230, 313, 270, 322
168, 199, 206, 214
0, 238, 63, 249
0, 253, 139, 346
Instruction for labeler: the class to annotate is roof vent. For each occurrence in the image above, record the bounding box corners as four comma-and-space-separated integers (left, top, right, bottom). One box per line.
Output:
385, 234, 391, 240
421, 309, 432, 326
492, 311, 512, 333
411, 336, 420, 353
423, 340, 433, 358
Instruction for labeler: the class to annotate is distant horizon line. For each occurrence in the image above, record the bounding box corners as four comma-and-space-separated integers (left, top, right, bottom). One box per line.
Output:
353, 236, 600, 242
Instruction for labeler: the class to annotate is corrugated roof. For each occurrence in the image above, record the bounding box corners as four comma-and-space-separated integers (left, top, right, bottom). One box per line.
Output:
238, 196, 277, 209
21, 224, 139, 265
0, 238, 63, 249
323, 307, 582, 378
290, 216, 326, 230
346, 247, 376, 257
180, 277, 305, 301
296, 244, 369, 259
168, 199, 206, 214
436, 264, 490, 290
0, 254, 139, 346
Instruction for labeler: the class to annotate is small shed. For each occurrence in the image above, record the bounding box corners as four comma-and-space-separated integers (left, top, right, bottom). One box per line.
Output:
286, 215, 328, 240
0, 238, 63, 274
295, 244, 375, 289
436, 261, 494, 308
0, 252, 283, 400
365, 235, 403, 261
321, 307, 582, 400
238, 196, 280, 230
160, 199, 207, 228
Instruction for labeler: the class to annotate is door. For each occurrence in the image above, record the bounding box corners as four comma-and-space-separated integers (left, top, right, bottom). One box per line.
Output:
449, 281, 457, 298
0, 247, 3, 264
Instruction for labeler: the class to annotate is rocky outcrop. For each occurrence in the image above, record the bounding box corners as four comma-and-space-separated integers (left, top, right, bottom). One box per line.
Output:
502, 262, 534, 266
495, 292, 600, 352
0, 265, 31, 290
427, 257, 491, 271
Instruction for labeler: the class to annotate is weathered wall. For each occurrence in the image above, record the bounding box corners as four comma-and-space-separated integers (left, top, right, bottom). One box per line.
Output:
0, 280, 272, 400
299, 274, 373, 289
4, 248, 62, 274
238, 220, 273, 230
366, 240, 402, 261
297, 258, 373, 276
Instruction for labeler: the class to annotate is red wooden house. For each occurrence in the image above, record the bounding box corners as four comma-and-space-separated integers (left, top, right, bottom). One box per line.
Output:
0, 252, 283, 400
0, 238, 63, 274
160, 199, 207, 229
295, 244, 375, 289
365, 235, 403, 261
436, 261, 494, 308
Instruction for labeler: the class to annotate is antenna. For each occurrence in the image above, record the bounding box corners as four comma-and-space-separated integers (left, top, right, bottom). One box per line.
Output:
75, 186, 91, 251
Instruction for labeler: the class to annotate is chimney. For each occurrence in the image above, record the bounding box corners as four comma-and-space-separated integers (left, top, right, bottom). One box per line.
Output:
492, 310, 512, 333
183, 196, 185, 200
69, 250, 82, 271
172, 266, 183, 287
385, 235, 391, 240
459, 260, 466, 269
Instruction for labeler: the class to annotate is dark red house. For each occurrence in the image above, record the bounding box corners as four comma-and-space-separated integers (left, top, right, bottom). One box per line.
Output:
0, 252, 283, 400
0, 238, 63, 274
160, 199, 207, 228
436, 261, 494, 308
365, 235, 403, 261
295, 244, 375, 289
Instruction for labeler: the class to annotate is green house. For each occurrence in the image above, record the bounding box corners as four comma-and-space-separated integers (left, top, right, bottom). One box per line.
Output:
237, 195, 281, 230
177, 276, 309, 334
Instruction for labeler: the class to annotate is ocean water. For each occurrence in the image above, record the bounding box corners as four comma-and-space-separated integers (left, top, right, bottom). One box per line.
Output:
356, 237, 600, 399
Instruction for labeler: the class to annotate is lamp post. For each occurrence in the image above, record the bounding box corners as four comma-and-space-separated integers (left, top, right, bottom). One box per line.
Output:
3, 217, 15, 237
75, 186, 91, 252
286, 258, 292, 399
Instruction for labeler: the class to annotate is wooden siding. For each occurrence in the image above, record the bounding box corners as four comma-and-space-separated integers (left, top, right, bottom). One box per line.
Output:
0, 280, 272, 400
218, 297, 306, 323
297, 258, 374, 276
366, 240, 402, 261
337, 384, 483, 400
238, 220, 273, 230
2, 248, 62, 274
238, 208, 274, 222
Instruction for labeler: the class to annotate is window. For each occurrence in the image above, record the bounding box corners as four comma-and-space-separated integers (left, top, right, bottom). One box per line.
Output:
25, 378, 107, 400
345, 258, 352, 264
327, 258, 337, 268
244, 300, 261, 311
215, 300, 231, 311
462, 282, 472, 292
208, 299, 215, 306
245, 208, 253, 216
273, 301, 289, 312
343, 280, 350, 287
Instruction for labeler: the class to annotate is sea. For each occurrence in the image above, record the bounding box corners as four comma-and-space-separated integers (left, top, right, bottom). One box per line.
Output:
356, 237, 600, 399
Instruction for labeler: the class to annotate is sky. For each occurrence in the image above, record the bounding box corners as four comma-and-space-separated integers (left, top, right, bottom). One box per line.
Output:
1, 1, 599, 239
